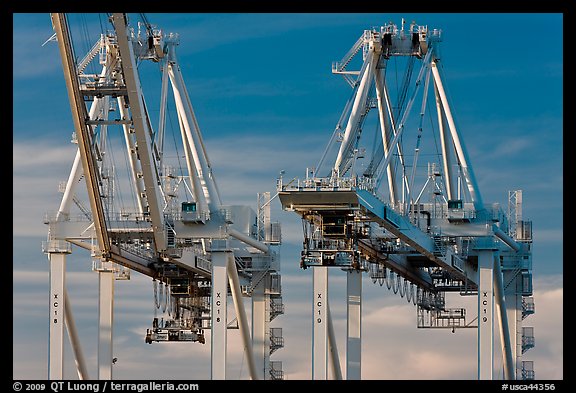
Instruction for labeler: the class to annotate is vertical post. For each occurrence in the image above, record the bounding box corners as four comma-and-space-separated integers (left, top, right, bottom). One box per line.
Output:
312, 267, 328, 379
252, 275, 269, 380
49, 253, 66, 380
98, 271, 114, 380
211, 247, 229, 380
478, 249, 494, 380
346, 269, 362, 380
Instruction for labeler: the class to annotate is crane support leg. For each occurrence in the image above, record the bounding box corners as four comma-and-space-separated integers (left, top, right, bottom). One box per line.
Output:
98, 271, 114, 380
312, 267, 328, 379
494, 256, 514, 380
327, 302, 342, 380
64, 288, 89, 380
505, 272, 522, 379
48, 253, 66, 379
227, 253, 259, 380
211, 249, 229, 380
346, 269, 362, 380
478, 249, 494, 380
251, 275, 269, 380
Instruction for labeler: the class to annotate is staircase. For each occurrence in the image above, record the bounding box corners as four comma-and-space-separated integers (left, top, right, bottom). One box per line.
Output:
270, 295, 285, 321
270, 327, 284, 354
269, 361, 284, 380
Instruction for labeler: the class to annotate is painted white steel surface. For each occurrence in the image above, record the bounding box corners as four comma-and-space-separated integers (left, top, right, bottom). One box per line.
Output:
346, 270, 362, 380
312, 267, 328, 379
49, 253, 66, 380
64, 288, 89, 380
52, 13, 109, 252
494, 258, 514, 379
478, 250, 494, 380
211, 251, 228, 380
326, 303, 342, 380
374, 63, 398, 206
112, 13, 166, 251
167, 60, 221, 211
64, 288, 90, 381
431, 60, 484, 212
434, 84, 456, 201
98, 272, 114, 380
505, 272, 522, 379
251, 277, 269, 380
334, 51, 374, 171
227, 253, 258, 380
117, 95, 146, 215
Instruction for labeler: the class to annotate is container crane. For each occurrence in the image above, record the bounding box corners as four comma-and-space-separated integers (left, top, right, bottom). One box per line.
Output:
43, 13, 283, 380
278, 19, 534, 380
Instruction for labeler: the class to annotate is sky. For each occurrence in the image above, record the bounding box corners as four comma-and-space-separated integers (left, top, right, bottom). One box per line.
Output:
13, 13, 563, 382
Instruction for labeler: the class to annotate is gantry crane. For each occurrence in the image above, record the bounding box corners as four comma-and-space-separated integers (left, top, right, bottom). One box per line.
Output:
43, 13, 283, 380
278, 19, 534, 380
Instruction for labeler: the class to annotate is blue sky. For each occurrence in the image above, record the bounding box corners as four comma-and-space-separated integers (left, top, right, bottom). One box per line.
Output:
13, 13, 562, 380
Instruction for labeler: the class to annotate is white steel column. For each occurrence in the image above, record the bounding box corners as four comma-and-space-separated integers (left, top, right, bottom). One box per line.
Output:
252, 275, 269, 380
48, 253, 66, 380
478, 249, 494, 380
346, 269, 362, 380
312, 267, 328, 379
211, 249, 229, 380
98, 271, 114, 380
